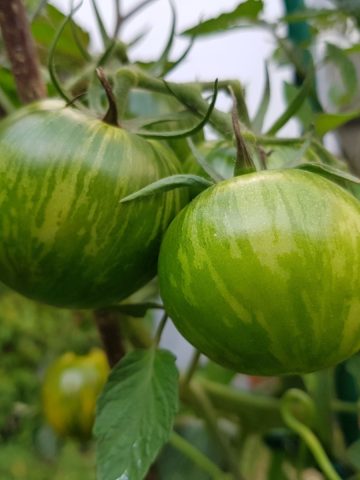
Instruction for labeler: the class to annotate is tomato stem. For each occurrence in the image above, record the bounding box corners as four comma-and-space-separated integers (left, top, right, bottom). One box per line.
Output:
185, 383, 245, 480
154, 312, 168, 346
230, 87, 256, 176
281, 389, 341, 480
94, 309, 125, 367
170, 431, 230, 479
183, 350, 202, 387
96, 67, 120, 127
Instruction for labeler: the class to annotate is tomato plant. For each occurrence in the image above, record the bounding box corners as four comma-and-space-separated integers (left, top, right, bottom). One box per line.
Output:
2, 1, 360, 480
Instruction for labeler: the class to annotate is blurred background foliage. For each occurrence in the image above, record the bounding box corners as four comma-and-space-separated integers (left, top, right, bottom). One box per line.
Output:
0, 284, 99, 478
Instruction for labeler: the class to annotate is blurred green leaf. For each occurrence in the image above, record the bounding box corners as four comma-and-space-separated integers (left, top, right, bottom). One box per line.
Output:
94, 349, 178, 480
345, 355, 360, 387
266, 71, 312, 135
348, 439, 360, 470
197, 361, 236, 385
296, 161, 360, 184
281, 8, 340, 23
182, 0, 264, 37
314, 110, 360, 135
31, 4, 90, 71
0, 68, 21, 109
283, 81, 313, 129
325, 43, 358, 107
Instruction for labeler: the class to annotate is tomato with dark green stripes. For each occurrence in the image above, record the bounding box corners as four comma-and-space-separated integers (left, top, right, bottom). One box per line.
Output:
158, 169, 360, 375
0, 100, 187, 308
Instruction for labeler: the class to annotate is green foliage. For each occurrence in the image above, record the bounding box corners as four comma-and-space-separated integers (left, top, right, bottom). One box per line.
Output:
1, 0, 360, 479
182, 0, 264, 37
0, 286, 99, 477
94, 349, 179, 480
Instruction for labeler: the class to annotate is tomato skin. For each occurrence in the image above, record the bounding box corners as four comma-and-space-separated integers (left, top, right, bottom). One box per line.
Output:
158, 169, 360, 376
0, 100, 187, 308
42, 349, 109, 441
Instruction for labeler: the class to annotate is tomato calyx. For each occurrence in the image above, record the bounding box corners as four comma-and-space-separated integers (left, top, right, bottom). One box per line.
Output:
230, 86, 256, 176
96, 67, 120, 128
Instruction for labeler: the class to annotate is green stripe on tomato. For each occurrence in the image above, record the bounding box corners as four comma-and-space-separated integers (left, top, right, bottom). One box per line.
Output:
159, 169, 360, 375
0, 100, 187, 308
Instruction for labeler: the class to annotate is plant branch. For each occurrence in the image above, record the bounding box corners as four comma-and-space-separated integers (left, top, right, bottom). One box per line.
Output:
94, 309, 125, 368
123, 0, 157, 22
186, 383, 245, 480
281, 389, 341, 480
183, 350, 202, 387
170, 431, 230, 479
0, 0, 46, 103
116, 67, 242, 139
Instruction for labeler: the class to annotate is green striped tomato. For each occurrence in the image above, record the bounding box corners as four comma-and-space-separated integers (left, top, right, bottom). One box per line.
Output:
0, 100, 186, 308
158, 169, 360, 375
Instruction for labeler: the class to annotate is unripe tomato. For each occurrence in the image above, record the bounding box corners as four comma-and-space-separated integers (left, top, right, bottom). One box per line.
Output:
158, 169, 360, 375
42, 348, 109, 440
0, 100, 187, 308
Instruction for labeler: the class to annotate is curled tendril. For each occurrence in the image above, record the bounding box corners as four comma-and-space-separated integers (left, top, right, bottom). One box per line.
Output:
48, 1, 83, 103
136, 79, 219, 139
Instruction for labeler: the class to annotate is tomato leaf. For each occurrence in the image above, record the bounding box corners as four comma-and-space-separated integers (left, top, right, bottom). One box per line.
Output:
314, 110, 360, 136
280, 8, 341, 23
296, 162, 360, 184
266, 71, 312, 135
107, 302, 164, 317
120, 175, 213, 203
31, 4, 90, 68
182, 0, 264, 37
94, 349, 179, 480
283, 82, 313, 130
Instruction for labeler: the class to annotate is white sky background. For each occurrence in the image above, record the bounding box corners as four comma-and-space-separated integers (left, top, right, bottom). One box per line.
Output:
50, 0, 299, 136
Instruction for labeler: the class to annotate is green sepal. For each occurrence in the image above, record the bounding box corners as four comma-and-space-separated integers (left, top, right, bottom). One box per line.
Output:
120, 174, 214, 203
295, 162, 360, 185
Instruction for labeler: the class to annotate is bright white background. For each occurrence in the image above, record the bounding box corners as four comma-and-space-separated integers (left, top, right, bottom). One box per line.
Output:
50, 0, 298, 135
